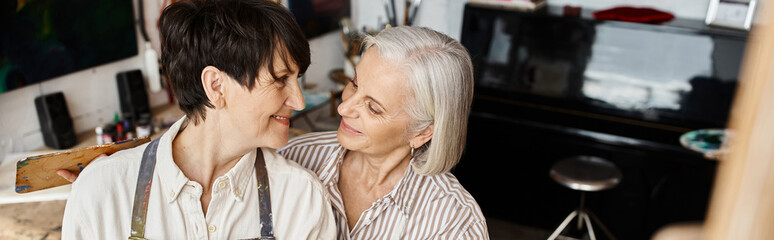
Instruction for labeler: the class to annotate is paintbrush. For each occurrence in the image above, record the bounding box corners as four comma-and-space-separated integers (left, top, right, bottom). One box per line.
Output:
404, 0, 410, 26
408, 0, 421, 26
382, 0, 394, 27
390, 0, 398, 26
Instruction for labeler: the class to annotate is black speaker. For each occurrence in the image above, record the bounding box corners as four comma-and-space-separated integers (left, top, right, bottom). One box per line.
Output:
35, 92, 77, 149
117, 69, 151, 122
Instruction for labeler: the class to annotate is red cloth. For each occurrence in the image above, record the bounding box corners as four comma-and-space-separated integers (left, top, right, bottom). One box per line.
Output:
592, 6, 675, 24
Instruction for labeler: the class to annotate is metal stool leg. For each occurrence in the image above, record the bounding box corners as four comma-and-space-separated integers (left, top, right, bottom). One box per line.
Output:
577, 192, 586, 231
548, 210, 579, 240
580, 211, 596, 240
587, 210, 616, 240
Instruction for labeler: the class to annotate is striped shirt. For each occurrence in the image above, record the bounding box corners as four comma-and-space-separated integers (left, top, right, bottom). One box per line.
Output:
278, 131, 489, 239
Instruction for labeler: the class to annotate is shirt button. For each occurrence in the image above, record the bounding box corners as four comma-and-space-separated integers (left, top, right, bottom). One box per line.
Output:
218, 181, 227, 189
168, 191, 174, 198
208, 224, 216, 233
234, 188, 242, 196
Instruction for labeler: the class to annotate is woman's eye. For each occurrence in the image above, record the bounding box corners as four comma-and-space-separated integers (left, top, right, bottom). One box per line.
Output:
276, 76, 288, 84
366, 101, 381, 114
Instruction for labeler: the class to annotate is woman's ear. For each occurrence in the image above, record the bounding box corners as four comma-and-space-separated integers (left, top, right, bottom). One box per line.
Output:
201, 66, 225, 108
410, 123, 434, 148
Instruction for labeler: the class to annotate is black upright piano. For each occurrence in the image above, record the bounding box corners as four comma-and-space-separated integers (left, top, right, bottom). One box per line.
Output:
454, 4, 748, 239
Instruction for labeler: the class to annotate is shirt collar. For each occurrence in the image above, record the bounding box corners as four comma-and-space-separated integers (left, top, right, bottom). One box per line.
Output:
318, 145, 346, 187
319, 143, 419, 215
156, 116, 189, 203
385, 158, 419, 215
155, 116, 258, 203
227, 148, 262, 202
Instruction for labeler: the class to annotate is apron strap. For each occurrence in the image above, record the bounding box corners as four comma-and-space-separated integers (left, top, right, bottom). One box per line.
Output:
128, 138, 161, 240
254, 148, 275, 239
128, 142, 274, 240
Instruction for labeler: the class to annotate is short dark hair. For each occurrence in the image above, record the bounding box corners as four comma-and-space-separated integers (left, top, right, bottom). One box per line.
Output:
159, 0, 310, 124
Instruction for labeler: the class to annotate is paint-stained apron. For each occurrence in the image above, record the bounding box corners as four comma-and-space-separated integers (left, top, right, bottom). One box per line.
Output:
127, 138, 275, 240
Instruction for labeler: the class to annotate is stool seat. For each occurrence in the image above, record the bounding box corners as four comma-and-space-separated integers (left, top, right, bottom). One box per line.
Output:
550, 156, 622, 192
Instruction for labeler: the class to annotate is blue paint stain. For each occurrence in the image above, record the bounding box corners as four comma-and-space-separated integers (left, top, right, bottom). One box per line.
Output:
115, 139, 133, 144
17, 158, 40, 169
17, 161, 29, 169
16, 185, 32, 192
22, 177, 27, 179
77, 163, 84, 171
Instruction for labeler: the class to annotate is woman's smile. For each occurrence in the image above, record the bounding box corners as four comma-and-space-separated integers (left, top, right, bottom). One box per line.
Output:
271, 114, 291, 126
340, 120, 362, 135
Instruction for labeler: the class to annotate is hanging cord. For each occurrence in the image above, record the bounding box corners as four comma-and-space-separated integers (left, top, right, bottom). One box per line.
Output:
137, 0, 150, 42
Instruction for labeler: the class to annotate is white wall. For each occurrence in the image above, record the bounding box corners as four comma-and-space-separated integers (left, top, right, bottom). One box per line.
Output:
306, 32, 347, 93
353, 0, 714, 40
0, 1, 344, 155
0, 3, 168, 154
0, 56, 171, 154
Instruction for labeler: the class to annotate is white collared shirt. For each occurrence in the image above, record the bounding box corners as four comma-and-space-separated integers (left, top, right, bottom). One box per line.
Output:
62, 117, 336, 239
278, 131, 489, 239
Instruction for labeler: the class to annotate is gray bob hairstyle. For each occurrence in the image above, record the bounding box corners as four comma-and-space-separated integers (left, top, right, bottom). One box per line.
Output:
362, 26, 474, 175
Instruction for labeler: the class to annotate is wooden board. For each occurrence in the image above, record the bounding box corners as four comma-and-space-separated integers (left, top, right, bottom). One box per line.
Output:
15, 137, 150, 193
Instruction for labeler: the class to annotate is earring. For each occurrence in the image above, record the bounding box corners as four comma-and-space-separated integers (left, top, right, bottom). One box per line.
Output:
410, 145, 415, 157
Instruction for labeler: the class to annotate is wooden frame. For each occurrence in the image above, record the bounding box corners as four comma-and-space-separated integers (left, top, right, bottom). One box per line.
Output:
656, 1, 774, 239
704, 0, 774, 238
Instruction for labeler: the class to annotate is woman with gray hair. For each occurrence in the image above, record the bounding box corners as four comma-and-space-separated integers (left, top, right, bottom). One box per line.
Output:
278, 26, 487, 239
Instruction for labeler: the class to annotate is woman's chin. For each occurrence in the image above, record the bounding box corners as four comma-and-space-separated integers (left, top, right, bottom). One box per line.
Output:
266, 134, 289, 149
250, 129, 288, 149
336, 130, 364, 151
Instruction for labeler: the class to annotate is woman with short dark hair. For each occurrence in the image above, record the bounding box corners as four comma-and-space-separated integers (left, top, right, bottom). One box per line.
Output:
61, 0, 335, 239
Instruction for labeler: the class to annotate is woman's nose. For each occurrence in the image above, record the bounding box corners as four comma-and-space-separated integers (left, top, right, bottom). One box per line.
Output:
341, 82, 354, 101
286, 79, 305, 111
337, 95, 358, 118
